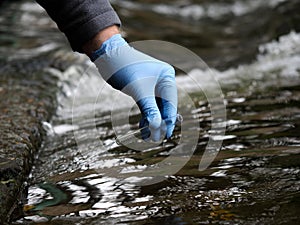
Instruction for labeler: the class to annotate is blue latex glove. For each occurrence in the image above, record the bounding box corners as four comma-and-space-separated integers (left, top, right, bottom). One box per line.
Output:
92, 34, 177, 141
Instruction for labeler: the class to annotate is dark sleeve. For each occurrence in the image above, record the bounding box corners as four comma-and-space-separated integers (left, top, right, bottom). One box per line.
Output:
36, 0, 121, 52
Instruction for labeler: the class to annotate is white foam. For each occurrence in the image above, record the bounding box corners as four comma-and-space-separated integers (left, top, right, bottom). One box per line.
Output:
53, 124, 79, 135
20, 2, 45, 13
152, 0, 288, 20
176, 31, 300, 91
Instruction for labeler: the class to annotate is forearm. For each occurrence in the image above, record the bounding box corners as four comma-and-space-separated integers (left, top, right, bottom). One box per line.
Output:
36, 0, 121, 53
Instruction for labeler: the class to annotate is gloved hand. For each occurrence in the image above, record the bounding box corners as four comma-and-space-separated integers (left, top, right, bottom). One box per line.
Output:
92, 34, 177, 141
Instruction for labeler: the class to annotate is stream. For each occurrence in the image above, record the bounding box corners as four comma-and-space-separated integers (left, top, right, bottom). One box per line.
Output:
0, 0, 299, 224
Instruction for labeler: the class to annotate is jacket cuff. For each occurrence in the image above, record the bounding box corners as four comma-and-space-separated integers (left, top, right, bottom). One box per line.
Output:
65, 10, 121, 53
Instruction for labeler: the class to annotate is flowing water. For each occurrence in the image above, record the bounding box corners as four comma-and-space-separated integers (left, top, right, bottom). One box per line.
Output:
1, 0, 299, 224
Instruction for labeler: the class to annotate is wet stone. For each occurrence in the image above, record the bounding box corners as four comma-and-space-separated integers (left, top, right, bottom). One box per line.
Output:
0, 64, 59, 223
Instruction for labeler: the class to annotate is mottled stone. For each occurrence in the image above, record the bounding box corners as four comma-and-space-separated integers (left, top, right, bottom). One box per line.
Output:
0, 66, 58, 223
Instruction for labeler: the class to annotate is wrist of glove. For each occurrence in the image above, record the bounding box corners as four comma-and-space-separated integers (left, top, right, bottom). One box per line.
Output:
92, 34, 178, 141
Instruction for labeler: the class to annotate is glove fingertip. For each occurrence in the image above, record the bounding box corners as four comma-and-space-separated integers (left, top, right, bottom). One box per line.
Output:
147, 115, 162, 130
166, 124, 175, 139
